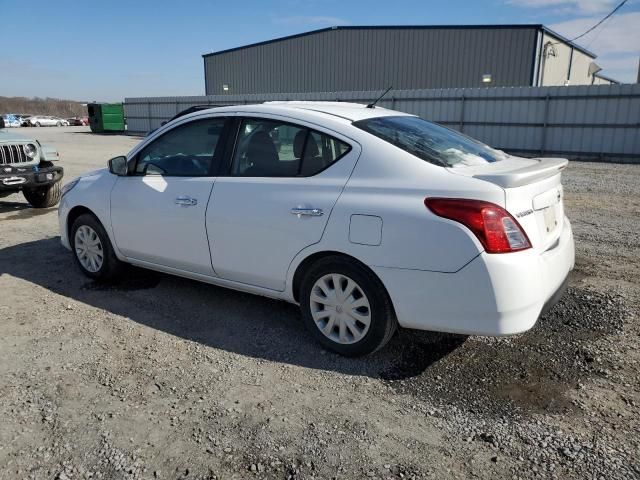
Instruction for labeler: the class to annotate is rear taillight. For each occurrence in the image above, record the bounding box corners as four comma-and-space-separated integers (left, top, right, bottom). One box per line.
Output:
425, 198, 531, 254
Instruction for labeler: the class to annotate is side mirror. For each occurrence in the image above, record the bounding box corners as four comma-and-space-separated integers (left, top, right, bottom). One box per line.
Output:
108, 156, 128, 176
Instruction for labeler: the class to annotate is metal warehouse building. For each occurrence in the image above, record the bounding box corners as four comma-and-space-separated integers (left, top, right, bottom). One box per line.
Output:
203, 25, 616, 95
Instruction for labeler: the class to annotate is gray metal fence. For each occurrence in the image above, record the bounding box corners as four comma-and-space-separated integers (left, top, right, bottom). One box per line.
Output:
124, 84, 640, 162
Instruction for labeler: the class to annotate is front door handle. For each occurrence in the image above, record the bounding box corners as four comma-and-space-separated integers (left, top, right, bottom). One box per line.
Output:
175, 196, 197, 207
291, 207, 323, 217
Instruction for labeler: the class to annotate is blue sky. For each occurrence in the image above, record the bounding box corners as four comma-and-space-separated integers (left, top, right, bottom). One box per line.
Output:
1, 0, 638, 101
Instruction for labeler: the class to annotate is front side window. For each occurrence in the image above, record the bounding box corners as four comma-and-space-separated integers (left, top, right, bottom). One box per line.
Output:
354, 116, 506, 168
136, 118, 225, 176
231, 118, 351, 177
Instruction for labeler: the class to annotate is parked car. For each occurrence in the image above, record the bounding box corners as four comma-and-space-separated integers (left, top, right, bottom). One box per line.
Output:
58, 102, 574, 356
67, 117, 89, 126
27, 116, 69, 127
15, 114, 32, 126
147, 105, 226, 136
0, 116, 64, 207
2, 114, 21, 127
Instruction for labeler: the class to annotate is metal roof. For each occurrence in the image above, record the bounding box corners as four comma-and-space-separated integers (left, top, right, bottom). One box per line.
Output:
539, 26, 596, 58
202, 24, 597, 60
593, 73, 620, 84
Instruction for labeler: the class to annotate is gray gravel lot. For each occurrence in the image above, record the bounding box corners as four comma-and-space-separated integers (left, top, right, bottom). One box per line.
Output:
0, 127, 639, 479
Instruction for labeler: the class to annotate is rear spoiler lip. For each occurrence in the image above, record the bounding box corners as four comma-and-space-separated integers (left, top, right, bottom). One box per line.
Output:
472, 158, 568, 188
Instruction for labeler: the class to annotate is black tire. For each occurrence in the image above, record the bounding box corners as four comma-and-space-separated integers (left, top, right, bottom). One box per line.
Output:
56, 122, 62, 127
300, 256, 397, 357
23, 181, 61, 208
70, 213, 124, 281
35, 122, 41, 127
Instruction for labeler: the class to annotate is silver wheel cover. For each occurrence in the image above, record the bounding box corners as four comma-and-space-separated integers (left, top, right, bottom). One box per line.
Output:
310, 273, 372, 345
74, 225, 104, 273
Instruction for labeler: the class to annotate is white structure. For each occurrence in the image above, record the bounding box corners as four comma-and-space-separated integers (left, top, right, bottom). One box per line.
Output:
535, 30, 617, 86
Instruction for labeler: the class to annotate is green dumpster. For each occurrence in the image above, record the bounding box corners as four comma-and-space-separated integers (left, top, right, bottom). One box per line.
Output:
88, 103, 125, 133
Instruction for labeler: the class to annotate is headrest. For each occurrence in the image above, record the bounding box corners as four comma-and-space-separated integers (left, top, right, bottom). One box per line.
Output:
248, 131, 278, 161
294, 130, 319, 158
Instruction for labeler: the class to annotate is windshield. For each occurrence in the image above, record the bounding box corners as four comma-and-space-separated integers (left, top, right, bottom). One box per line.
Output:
354, 116, 506, 167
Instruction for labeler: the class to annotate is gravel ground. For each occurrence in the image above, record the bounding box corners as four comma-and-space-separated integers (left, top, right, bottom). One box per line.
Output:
0, 128, 638, 479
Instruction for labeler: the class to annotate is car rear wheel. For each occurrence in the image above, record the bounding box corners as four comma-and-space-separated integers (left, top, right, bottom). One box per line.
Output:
56, 122, 61, 126
23, 181, 61, 208
35, 122, 41, 127
71, 213, 124, 281
300, 256, 397, 357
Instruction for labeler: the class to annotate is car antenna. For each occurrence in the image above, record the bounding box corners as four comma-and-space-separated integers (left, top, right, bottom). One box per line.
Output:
366, 86, 393, 109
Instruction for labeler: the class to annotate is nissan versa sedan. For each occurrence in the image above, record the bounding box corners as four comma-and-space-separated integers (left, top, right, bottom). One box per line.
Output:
58, 102, 575, 356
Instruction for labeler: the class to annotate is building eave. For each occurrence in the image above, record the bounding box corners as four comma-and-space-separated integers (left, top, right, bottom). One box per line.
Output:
202, 24, 548, 59
540, 26, 597, 58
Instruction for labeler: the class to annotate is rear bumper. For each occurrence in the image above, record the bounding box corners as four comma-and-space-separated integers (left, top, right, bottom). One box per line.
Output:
540, 273, 569, 318
373, 217, 575, 336
0, 165, 63, 191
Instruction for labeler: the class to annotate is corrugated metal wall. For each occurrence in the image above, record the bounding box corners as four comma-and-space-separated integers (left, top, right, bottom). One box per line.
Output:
124, 83, 640, 162
203, 27, 538, 95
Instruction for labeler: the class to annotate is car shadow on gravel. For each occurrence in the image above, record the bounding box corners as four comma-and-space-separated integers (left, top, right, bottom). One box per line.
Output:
0, 202, 56, 220
0, 200, 31, 214
0, 237, 467, 380
381, 285, 627, 417
1, 238, 627, 415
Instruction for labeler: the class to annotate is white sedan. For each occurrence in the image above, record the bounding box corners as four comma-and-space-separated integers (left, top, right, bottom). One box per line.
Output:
58, 102, 574, 356
28, 116, 69, 127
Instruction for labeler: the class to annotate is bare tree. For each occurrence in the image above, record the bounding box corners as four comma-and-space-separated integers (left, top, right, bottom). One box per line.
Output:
0, 96, 89, 118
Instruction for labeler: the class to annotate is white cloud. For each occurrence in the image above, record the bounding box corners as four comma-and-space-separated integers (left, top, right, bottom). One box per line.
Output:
506, 0, 621, 14
550, 11, 640, 82
271, 15, 350, 27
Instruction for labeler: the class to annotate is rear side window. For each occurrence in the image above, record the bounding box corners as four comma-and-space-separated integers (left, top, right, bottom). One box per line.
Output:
300, 131, 352, 176
354, 116, 506, 168
231, 118, 351, 177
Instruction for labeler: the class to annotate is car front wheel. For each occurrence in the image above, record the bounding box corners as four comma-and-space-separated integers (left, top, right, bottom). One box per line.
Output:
300, 256, 397, 357
23, 181, 61, 208
71, 213, 124, 281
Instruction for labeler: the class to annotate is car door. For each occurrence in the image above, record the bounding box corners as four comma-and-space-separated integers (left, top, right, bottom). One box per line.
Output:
110, 116, 229, 276
206, 116, 360, 291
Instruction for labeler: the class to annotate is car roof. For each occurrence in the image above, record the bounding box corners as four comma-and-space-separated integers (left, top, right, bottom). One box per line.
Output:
184, 102, 412, 124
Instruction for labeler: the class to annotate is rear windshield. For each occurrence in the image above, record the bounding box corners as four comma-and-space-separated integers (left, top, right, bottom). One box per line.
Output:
353, 116, 506, 167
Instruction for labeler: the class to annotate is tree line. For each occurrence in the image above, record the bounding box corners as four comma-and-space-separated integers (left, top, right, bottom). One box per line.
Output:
0, 96, 88, 118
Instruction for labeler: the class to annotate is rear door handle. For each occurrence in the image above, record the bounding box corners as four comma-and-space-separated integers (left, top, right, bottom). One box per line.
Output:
175, 196, 197, 207
291, 207, 323, 217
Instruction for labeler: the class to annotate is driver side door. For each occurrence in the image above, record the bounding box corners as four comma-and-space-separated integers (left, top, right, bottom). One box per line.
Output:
110, 116, 229, 276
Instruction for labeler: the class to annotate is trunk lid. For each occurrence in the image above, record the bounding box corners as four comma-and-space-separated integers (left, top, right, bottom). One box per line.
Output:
447, 156, 568, 251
